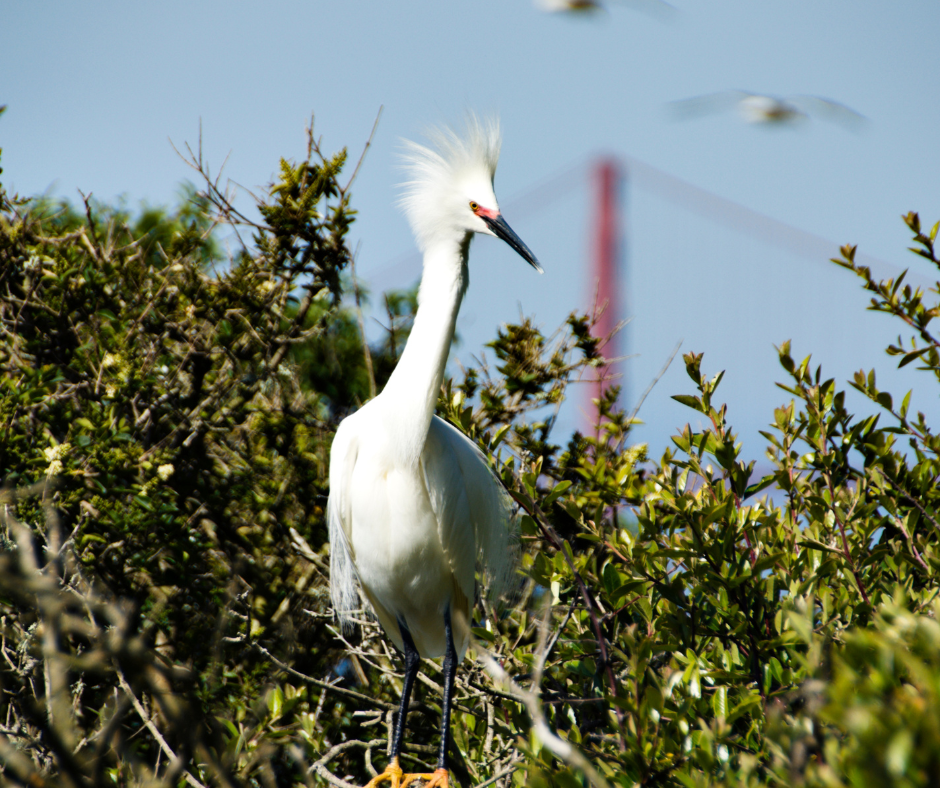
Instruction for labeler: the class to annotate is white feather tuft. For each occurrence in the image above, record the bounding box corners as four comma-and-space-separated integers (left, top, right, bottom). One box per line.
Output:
399, 114, 501, 251
328, 419, 365, 633
328, 505, 361, 633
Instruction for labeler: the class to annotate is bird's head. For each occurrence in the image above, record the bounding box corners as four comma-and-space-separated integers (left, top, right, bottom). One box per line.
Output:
400, 115, 542, 272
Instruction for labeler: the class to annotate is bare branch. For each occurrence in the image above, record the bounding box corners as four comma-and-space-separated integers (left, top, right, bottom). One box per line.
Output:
116, 670, 208, 788
478, 649, 609, 788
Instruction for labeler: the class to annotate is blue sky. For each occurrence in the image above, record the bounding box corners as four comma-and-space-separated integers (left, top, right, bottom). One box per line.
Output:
3, 1, 939, 463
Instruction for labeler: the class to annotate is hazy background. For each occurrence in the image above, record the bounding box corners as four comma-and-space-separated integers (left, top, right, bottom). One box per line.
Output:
3, 1, 939, 463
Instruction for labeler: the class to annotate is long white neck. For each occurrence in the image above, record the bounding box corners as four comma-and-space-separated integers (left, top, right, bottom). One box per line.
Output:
379, 234, 471, 465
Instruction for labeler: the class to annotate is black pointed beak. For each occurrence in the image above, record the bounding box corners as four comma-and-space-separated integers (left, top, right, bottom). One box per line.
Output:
482, 213, 543, 274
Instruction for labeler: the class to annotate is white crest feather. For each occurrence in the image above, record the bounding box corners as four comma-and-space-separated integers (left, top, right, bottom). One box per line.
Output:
399, 115, 501, 251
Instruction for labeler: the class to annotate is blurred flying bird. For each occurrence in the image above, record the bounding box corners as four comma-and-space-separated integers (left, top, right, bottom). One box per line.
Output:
328, 116, 541, 788
668, 90, 866, 129
535, 0, 604, 12
535, 0, 674, 18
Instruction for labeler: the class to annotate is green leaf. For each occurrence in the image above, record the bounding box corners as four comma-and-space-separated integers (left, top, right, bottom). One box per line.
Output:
490, 424, 510, 450
531, 552, 552, 586
645, 684, 664, 715
800, 537, 842, 555
711, 686, 727, 719
744, 474, 776, 498
752, 552, 786, 574
543, 480, 572, 508
899, 389, 912, 418
601, 562, 621, 596
268, 686, 284, 719
611, 579, 647, 603
727, 693, 762, 724
472, 626, 496, 643
886, 729, 913, 777
519, 515, 538, 536
672, 394, 704, 412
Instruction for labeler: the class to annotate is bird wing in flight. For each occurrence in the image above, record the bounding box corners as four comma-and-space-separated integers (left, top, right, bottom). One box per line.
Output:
422, 415, 515, 607
791, 95, 867, 129
666, 90, 751, 120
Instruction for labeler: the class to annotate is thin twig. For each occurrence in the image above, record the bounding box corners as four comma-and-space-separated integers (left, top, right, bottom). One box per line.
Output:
253, 644, 397, 711
627, 339, 682, 424
881, 471, 940, 538
472, 759, 521, 788
507, 487, 627, 751
346, 105, 384, 191
309, 738, 386, 786
479, 650, 609, 788
350, 244, 376, 399
890, 513, 931, 574
116, 670, 208, 788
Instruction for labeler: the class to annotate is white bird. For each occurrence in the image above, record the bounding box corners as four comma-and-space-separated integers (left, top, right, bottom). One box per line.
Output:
535, 0, 605, 12
535, 0, 675, 18
328, 116, 541, 788
668, 90, 866, 129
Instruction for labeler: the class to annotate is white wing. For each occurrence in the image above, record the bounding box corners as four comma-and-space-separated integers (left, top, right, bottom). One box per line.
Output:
667, 90, 751, 120
327, 415, 361, 632
422, 416, 515, 606
791, 95, 867, 129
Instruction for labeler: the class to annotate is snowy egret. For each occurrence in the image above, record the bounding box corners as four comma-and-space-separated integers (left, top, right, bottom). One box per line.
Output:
328, 116, 541, 788
668, 90, 866, 129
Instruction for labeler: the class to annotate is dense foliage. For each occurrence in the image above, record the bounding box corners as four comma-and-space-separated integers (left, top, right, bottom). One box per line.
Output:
2, 119, 940, 788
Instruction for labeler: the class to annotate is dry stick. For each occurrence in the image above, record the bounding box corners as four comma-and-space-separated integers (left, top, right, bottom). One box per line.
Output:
266, 276, 327, 375
626, 339, 682, 425
345, 105, 384, 192
290, 526, 330, 573
0, 732, 44, 787
465, 678, 522, 705
309, 738, 387, 788
252, 644, 397, 711
542, 598, 577, 665
79, 192, 104, 256
306, 107, 382, 402
116, 670, 208, 788
171, 135, 263, 235
484, 700, 495, 758
507, 488, 627, 752
472, 758, 521, 788
364, 741, 378, 778
478, 651, 610, 788
0, 480, 48, 507
5, 498, 76, 753
350, 244, 377, 399
327, 625, 395, 679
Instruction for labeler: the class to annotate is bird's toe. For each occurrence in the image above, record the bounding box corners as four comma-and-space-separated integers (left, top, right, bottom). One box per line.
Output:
364, 758, 404, 788
400, 768, 449, 788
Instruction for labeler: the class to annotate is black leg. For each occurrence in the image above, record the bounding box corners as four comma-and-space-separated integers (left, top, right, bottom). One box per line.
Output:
392, 620, 421, 761
437, 608, 457, 771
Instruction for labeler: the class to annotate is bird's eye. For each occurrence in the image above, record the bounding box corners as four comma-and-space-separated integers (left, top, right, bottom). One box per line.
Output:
469, 201, 479, 212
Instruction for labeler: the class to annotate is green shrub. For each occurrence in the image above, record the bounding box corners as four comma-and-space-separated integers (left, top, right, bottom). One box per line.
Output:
3, 115, 940, 788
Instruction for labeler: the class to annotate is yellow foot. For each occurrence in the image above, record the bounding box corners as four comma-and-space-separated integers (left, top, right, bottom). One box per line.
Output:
400, 769, 449, 788
364, 758, 405, 788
